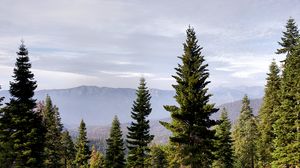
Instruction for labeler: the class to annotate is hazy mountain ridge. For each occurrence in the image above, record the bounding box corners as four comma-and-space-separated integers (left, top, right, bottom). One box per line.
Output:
0, 85, 263, 125
67, 98, 262, 144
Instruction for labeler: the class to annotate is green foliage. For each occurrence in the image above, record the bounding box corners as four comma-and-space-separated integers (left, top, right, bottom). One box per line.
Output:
160, 26, 218, 168
149, 145, 168, 168
41, 95, 64, 167
90, 145, 105, 168
272, 41, 300, 167
61, 130, 76, 168
161, 144, 181, 168
75, 119, 90, 168
276, 18, 300, 55
0, 42, 45, 168
256, 60, 281, 167
232, 95, 258, 168
126, 78, 154, 167
213, 108, 233, 168
105, 116, 125, 168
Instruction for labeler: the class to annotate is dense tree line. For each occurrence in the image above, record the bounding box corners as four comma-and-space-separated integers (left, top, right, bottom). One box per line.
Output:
0, 18, 299, 168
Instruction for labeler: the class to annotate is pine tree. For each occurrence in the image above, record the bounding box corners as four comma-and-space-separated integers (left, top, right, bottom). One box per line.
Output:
89, 145, 104, 168
41, 95, 64, 167
149, 145, 168, 168
276, 18, 299, 55
213, 108, 233, 168
0, 41, 45, 167
61, 130, 76, 168
232, 95, 257, 168
105, 116, 125, 168
75, 119, 90, 168
126, 78, 154, 167
272, 41, 300, 167
160, 26, 218, 168
256, 60, 281, 167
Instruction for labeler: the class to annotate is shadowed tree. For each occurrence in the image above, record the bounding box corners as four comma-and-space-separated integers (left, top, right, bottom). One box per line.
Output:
126, 78, 154, 167
61, 130, 76, 168
0, 41, 45, 167
213, 108, 233, 168
75, 119, 90, 168
41, 95, 64, 167
105, 116, 125, 168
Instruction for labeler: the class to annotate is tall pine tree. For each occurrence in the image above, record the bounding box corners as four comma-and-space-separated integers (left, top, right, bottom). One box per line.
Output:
40, 95, 64, 167
105, 116, 125, 168
232, 95, 257, 168
0, 41, 45, 167
213, 108, 233, 168
61, 130, 76, 168
75, 119, 90, 168
276, 18, 299, 55
272, 41, 300, 167
160, 26, 218, 168
126, 78, 154, 167
256, 60, 281, 167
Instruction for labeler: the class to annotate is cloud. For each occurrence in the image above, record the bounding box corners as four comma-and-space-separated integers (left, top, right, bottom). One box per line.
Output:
99, 70, 155, 78
0, 0, 299, 89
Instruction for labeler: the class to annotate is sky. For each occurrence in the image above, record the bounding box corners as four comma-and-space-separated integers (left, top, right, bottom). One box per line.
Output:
0, 0, 299, 90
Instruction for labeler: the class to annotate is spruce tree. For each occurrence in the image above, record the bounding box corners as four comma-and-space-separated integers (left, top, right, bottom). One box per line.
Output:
89, 145, 104, 168
256, 60, 281, 167
160, 26, 218, 168
0, 41, 45, 167
232, 95, 257, 168
105, 116, 125, 168
272, 41, 300, 167
149, 145, 168, 168
75, 119, 90, 168
126, 78, 154, 167
213, 108, 233, 168
61, 130, 76, 168
41, 95, 64, 167
276, 18, 299, 55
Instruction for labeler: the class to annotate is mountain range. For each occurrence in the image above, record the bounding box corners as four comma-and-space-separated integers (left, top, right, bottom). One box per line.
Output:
0, 85, 263, 125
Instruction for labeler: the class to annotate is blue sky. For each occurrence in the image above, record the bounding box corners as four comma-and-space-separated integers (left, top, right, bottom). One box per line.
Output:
0, 0, 299, 90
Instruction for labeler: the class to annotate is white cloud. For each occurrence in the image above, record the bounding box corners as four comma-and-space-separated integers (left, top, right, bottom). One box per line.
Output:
99, 70, 155, 78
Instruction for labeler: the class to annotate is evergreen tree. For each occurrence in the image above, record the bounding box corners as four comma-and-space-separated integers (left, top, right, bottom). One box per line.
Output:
232, 95, 257, 168
126, 78, 154, 167
89, 145, 104, 168
149, 145, 168, 168
41, 95, 64, 167
160, 26, 218, 168
276, 18, 299, 55
256, 60, 281, 167
272, 41, 300, 167
213, 108, 233, 168
105, 116, 125, 168
0, 41, 45, 167
75, 119, 90, 168
61, 130, 76, 168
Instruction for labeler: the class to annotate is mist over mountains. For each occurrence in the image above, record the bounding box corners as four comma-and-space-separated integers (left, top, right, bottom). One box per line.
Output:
0, 85, 263, 126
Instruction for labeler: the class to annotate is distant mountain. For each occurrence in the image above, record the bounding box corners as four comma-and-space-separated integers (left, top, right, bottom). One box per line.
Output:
0, 85, 264, 125
216, 98, 262, 122
67, 98, 263, 144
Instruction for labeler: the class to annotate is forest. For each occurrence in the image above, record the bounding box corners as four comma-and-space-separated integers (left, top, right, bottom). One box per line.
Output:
0, 18, 299, 168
